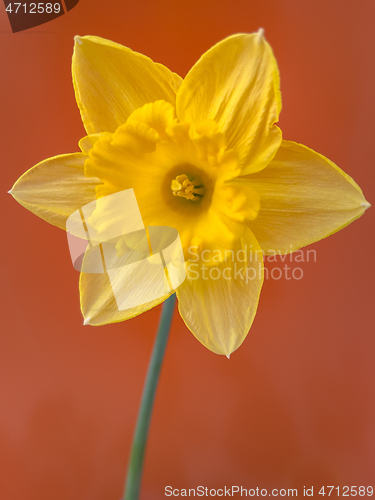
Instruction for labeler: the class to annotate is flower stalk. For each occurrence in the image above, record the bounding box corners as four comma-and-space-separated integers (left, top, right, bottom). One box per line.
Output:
123, 293, 176, 500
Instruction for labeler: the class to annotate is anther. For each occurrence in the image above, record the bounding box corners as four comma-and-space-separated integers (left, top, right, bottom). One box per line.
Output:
171, 174, 203, 201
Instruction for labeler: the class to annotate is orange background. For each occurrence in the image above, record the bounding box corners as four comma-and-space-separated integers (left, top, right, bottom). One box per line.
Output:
1, 1, 374, 499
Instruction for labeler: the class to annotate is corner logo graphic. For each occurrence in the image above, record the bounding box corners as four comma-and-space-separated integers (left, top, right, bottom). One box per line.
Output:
66, 189, 186, 312
3, 0, 79, 33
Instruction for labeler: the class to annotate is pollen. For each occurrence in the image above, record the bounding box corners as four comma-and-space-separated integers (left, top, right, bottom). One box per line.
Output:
171, 174, 204, 201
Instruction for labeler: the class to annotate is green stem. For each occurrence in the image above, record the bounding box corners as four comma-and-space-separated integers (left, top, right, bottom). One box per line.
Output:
123, 293, 176, 500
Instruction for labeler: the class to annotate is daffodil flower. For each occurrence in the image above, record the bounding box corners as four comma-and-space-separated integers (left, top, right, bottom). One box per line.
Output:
10, 31, 369, 356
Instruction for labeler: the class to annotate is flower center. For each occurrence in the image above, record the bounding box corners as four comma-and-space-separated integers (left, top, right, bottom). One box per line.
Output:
171, 174, 204, 201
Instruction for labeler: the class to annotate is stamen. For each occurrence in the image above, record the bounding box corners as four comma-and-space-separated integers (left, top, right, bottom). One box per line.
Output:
171, 174, 204, 201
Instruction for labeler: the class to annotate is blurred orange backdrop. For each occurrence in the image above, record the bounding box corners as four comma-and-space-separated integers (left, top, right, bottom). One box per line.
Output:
1, 1, 374, 499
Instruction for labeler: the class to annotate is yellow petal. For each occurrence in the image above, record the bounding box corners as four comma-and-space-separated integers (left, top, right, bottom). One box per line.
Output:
79, 255, 171, 326
177, 229, 264, 355
72, 36, 183, 134
246, 140, 370, 254
176, 31, 282, 174
10, 153, 99, 230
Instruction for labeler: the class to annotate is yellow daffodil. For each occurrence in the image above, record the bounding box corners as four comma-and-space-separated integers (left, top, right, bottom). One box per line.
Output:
10, 31, 369, 355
